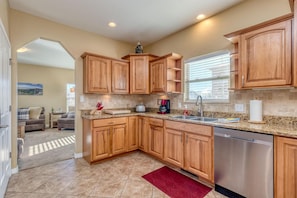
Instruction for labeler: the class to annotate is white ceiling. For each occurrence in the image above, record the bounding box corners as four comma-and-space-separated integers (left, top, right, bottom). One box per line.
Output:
10, 0, 243, 69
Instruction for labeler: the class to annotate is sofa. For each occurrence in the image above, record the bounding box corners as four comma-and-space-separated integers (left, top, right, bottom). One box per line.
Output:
57, 112, 75, 130
17, 107, 45, 132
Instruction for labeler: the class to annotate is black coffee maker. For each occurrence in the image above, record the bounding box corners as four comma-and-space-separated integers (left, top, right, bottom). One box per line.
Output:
158, 99, 170, 114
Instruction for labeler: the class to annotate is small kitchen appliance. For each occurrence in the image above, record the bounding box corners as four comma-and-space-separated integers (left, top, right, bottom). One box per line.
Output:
158, 99, 170, 114
136, 104, 146, 112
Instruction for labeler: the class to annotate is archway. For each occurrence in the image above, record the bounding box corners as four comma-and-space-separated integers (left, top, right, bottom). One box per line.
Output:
16, 38, 76, 170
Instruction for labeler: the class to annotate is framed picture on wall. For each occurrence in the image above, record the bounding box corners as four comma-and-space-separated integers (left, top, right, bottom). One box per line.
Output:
17, 82, 43, 95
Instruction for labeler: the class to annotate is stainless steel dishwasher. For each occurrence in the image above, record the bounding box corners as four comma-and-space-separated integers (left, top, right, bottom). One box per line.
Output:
214, 127, 273, 198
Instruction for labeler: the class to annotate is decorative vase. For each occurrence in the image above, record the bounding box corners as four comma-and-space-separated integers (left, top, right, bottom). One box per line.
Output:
135, 41, 143, 53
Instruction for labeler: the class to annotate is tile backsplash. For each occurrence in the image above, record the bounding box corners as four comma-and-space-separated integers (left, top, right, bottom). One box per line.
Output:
80, 89, 297, 117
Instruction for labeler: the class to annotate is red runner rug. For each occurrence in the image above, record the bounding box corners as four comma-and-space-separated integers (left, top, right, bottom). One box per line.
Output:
142, 166, 212, 198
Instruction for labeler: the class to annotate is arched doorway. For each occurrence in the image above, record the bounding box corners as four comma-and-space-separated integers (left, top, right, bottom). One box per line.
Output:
16, 38, 76, 170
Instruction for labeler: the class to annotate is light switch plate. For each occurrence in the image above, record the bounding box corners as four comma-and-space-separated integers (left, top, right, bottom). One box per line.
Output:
235, 104, 244, 112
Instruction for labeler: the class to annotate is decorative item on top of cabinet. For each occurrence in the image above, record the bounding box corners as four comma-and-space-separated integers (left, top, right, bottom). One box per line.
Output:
275, 136, 297, 198
81, 52, 129, 94
122, 53, 159, 94
150, 53, 183, 93
225, 14, 293, 89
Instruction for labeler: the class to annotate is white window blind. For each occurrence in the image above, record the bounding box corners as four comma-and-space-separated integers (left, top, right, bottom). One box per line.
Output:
184, 51, 230, 103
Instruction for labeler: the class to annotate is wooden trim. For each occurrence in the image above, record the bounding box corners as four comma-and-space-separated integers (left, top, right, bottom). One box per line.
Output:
81, 52, 129, 62
224, 13, 293, 38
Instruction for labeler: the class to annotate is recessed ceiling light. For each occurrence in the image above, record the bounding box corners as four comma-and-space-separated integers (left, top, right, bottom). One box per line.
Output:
17, 47, 30, 53
108, 22, 117, 27
196, 14, 205, 20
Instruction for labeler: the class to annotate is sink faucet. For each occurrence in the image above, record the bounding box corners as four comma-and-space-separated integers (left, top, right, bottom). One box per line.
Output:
196, 95, 203, 117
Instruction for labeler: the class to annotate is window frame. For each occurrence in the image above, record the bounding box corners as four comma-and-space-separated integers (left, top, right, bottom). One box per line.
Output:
183, 50, 231, 104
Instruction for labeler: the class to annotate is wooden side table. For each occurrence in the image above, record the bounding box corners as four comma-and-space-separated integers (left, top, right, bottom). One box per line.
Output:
49, 112, 65, 128
18, 121, 26, 138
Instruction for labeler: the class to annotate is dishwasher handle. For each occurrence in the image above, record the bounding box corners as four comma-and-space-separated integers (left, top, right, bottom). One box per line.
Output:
215, 132, 273, 146
215, 133, 254, 142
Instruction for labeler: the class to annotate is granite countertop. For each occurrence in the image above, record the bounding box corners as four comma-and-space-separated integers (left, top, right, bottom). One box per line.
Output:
82, 112, 297, 139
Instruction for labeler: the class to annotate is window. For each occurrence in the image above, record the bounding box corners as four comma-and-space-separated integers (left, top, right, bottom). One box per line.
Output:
184, 51, 230, 103
66, 83, 75, 111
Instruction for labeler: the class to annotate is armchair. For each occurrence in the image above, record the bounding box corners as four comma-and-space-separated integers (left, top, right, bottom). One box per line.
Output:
57, 112, 75, 130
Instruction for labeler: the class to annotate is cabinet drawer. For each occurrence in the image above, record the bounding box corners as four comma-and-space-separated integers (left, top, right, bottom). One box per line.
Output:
149, 118, 163, 127
165, 120, 212, 136
93, 117, 127, 127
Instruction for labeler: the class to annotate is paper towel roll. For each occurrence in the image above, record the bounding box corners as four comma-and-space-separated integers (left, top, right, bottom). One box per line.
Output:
250, 100, 263, 121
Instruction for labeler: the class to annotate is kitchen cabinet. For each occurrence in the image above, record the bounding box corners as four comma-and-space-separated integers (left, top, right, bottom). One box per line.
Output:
122, 54, 158, 94
164, 120, 214, 183
83, 117, 127, 163
225, 14, 293, 89
275, 136, 297, 198
127, 116, 138, 151
150, 53, 183, 93
148, 118, 164, 159
138, 116, 149, 152
81, 52, 129, 94
111, 60, 129, 94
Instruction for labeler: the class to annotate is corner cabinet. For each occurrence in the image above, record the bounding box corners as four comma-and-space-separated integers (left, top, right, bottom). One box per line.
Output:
138, 116, 149, 152
122, 54, 158, 94
81, 52, 129, 94
275, 136, 297, 198
225, 14, 293, 89
150, 53, 183, 93
83, 117, 127, 163
164, 120, 214, 183
127, 116, 138, 151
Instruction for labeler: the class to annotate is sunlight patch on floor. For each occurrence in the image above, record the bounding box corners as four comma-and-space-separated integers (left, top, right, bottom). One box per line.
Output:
28, 135, 75, 156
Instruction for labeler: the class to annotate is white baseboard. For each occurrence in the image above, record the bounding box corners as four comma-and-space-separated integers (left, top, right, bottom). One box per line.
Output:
11, 166, 19, 174
74, 153, 83, 158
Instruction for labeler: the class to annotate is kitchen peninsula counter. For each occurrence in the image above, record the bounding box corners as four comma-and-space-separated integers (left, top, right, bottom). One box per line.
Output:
82, 112, 297, 139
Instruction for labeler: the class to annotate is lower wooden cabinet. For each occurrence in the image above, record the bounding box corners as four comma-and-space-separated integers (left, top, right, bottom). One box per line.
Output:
127, 116, 138, 151
148, 118, 164, 159
83, 117, 127, 163
275, 136, 297, 198
164, 120, 214, 183
138, 116, 149, 152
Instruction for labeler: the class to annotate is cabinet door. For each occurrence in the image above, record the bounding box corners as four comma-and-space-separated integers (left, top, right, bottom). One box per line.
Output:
92, 126, 111, 161
164, 128, 183, 167
150, 59, 166, 93
148, 125, 164, 159
84, 55, 111, 93
130, 56, 149, 94
112, 124, 127, 155
184, 132, 213, 182
275, 136, 297, 198
127, 116, 138, 151
138, 117, 148, 152
111, 60, 129, 94
241, 20, 292, 88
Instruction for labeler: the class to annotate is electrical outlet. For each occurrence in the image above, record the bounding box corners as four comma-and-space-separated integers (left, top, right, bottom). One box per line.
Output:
178, 102, 182, 108
235, 104, 244, 112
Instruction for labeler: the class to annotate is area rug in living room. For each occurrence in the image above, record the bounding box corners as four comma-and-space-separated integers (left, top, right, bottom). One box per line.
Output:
142, 166, 212, 198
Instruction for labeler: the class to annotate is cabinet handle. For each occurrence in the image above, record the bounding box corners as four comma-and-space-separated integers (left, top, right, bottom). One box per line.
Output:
241, 75, 244, 86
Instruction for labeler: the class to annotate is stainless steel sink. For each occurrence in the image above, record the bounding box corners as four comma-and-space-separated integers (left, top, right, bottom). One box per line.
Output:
170, 115, 218, 122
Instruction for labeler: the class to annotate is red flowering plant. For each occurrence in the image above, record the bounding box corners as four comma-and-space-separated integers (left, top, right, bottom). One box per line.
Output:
96, 101, 104, 110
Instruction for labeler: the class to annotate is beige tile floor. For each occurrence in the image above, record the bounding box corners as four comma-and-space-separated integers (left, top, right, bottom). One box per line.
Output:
5, 151, 226, 198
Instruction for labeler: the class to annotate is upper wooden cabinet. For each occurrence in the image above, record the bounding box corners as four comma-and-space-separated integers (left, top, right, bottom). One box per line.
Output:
122, 54, 158, 94
81, 52, 129, 94
150, 53, 183, 93
225, 14, 293, 89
